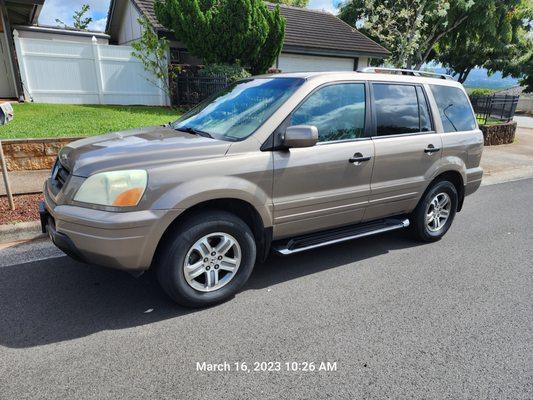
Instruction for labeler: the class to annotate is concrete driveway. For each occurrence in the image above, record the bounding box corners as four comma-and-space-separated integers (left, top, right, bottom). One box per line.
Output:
514, 114, 533, 129
481, 115, 533, 185
0, 179, 531, 399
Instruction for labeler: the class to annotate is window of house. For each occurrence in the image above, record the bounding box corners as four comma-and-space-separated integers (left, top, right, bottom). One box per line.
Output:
290, 83, 366, 142
430, 85, 477, 132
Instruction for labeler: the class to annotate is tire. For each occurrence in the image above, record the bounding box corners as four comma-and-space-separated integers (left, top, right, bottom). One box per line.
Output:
156, 210, 256, 307
411, 180, 458, 242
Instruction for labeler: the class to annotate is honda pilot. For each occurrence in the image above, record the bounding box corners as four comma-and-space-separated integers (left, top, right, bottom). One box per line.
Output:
40, 69, 484, 307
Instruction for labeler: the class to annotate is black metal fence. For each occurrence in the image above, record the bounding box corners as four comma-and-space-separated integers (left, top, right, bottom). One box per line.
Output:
470, 94, 519, 125
172, 75, 229, 105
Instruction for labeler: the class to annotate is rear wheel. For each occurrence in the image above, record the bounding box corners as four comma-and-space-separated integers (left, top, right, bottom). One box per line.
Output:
156, 211, 256, 307
411, 180, 458, 242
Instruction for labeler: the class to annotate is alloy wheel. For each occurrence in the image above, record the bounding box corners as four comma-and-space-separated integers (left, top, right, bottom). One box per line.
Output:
425, 192, 452, 232
183, 232, 242, 292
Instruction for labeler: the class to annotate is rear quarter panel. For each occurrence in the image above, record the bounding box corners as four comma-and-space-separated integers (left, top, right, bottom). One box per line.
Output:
424, 83, 484, 189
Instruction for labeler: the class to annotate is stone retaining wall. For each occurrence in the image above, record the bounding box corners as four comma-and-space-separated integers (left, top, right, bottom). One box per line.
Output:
480, 122, 517, 146
1, 137, 83, 171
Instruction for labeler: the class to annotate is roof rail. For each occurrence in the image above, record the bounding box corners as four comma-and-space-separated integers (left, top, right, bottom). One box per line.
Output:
360, 67, 454, 80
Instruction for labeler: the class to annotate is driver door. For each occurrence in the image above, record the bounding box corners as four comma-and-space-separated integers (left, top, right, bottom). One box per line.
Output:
272, 82, 374, 238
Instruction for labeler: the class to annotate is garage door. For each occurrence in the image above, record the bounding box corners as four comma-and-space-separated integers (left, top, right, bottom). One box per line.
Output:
277, 53, 355, 73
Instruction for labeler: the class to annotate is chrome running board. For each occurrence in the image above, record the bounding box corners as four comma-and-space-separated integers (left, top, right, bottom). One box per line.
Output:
272, 218, 410, 256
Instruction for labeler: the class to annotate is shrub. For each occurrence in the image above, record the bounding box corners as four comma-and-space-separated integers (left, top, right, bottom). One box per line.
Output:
155, 0, 285, 75
467, 88, 496, 98
199, 64, 251, 82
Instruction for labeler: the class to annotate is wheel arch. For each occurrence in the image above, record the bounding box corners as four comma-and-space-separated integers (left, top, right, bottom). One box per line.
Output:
153, 198, 272, 268
425, 170, 465, 212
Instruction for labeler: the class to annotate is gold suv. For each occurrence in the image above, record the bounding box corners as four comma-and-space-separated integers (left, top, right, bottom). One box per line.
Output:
40, 69, 484, 307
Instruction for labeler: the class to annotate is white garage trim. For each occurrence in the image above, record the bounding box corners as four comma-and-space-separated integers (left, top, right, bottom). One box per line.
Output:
277, 53, 356, 73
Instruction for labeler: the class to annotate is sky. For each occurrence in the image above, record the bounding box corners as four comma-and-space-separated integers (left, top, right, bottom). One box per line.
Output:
38, 1, 342, 32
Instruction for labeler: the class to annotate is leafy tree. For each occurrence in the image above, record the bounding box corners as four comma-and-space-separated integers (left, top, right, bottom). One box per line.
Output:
270, 0, 309, 7
155, 0, 286, 74
437, 0, 532, 83
55, 4, 93, 30
518, 57, 533, 92
131, 17, 176, 102
339, 0, 497, 69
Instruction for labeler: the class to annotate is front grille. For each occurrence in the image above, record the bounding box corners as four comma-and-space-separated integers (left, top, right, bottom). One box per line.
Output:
51, 158, 70, 192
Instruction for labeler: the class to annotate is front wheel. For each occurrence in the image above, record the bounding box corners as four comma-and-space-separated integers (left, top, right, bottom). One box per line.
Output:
411, 180, 458, 242
156, 211, 256, 307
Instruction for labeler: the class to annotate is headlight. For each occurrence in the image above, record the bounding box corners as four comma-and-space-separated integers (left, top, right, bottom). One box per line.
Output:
74, 170, 147, 207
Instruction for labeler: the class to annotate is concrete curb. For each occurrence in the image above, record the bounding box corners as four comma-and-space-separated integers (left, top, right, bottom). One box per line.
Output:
0, 221, 45, 244
481, 168, 533, 187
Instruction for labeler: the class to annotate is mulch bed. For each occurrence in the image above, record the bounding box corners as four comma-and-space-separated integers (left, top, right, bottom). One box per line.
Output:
0, 193, 43, 225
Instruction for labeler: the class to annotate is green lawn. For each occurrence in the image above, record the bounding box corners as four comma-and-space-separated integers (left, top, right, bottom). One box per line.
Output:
1, 103, 182, 139
476, 116, 509, 126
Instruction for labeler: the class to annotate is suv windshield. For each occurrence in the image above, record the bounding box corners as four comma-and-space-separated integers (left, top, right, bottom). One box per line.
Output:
172, 78, 304, 141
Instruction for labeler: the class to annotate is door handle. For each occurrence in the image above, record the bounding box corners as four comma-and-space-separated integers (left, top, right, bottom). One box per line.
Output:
424, 145, 441, 154
349, 153, 372, 164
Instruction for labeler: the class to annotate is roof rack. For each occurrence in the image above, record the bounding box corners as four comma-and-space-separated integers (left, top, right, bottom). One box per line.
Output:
360, 67, 454, 80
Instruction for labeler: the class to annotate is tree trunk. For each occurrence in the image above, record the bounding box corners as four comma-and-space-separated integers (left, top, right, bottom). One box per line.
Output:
459, 67, 473, 84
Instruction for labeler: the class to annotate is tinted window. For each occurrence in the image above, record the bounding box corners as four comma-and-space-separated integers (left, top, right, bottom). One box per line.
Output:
430, 85, 477, 132
291, 83, 365, 142
173, 78, 304, 141
417, 86, 432, 132
374, 84, 420, 135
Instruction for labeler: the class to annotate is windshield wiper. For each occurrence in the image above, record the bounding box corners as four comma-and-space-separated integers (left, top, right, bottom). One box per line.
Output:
178, 126, 213, 138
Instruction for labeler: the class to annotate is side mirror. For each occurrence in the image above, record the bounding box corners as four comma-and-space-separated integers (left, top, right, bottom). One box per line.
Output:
283, 125, 318, 148
0, 102, 14, 126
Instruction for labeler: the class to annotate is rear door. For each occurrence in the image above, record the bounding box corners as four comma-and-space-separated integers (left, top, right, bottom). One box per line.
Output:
365, 83, 442, 221
272, 82, 374, 238
429, 84, 483, 187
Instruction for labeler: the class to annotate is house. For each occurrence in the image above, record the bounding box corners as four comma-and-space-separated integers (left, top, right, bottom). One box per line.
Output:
106, 1, 390, 72
0, 0, 110, 101
0, 0, 43, 100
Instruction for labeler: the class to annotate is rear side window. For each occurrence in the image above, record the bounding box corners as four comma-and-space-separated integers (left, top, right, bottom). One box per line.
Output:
430, 85, 477, 132
373, 84, 431, 136
291, 83, 366, 142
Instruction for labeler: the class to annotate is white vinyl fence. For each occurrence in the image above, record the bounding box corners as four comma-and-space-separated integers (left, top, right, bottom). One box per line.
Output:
13, 30, 168, 106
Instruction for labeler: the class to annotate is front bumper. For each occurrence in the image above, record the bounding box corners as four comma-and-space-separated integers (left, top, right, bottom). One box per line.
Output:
41, 182, 181, 272
40, 202, 85, 263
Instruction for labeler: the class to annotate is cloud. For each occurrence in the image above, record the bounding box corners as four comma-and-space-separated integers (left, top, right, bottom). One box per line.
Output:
89, 17, 108, 32
38, 0, 110, 31
307, 0, 340, 14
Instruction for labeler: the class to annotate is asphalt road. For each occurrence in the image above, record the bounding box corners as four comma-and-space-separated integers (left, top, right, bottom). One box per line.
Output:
1, 179, 532, 399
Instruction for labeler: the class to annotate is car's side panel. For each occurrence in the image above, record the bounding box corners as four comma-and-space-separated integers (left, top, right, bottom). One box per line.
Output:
272, 140, 374, 238
440, 131, 484, 175
148, 145, 275, 228
365, 133, 443, 221
425, 82, 484, 197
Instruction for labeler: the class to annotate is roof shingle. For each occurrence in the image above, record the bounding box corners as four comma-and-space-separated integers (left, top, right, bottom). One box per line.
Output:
126, 0, 389, 57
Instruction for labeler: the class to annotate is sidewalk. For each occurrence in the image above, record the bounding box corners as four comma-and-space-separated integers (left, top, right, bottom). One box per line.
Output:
481, 116, 533, 185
